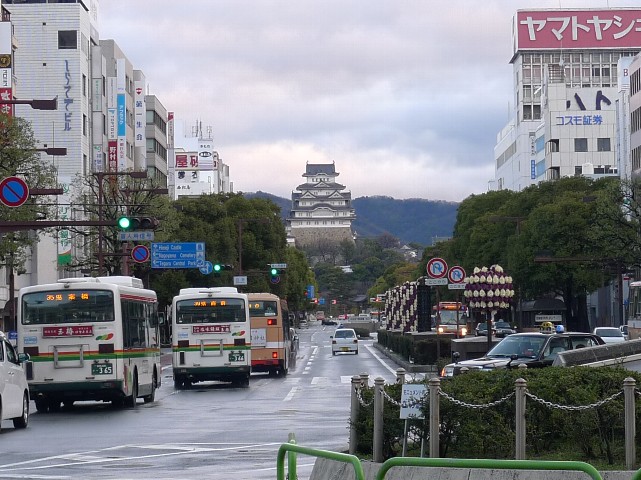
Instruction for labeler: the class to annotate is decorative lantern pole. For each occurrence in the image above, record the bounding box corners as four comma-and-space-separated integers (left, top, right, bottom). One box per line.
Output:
464, 264, 515, 353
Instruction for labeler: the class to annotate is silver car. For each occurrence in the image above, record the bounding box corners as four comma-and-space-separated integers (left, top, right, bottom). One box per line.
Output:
331, 328, 359, 355
0, 332, 30, 430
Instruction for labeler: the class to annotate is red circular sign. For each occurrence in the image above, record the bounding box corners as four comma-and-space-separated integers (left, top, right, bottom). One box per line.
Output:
131, 245, 150, 263
0, 176, 29, 208
448, 266, 466, 283
426, 257, 448, 278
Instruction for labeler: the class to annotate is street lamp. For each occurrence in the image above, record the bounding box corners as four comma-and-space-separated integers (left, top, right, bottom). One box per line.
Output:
2, 97, 58, 110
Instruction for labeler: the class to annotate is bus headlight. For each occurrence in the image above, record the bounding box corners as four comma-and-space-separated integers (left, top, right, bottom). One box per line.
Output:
437, 326, 444, 334
461, 327, 467, 336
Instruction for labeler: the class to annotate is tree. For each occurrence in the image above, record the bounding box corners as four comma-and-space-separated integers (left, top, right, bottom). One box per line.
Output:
446, 177, 616, 331
64, 173, 171, 275
148, 193, 313, 309
0, 113, 58, 271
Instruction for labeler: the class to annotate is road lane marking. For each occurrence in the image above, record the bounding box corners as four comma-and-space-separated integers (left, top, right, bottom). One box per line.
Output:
283, 386, 300, 401
0, 443, 283, 472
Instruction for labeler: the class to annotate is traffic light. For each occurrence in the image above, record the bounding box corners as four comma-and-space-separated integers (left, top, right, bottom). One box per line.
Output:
212, 264, 233, 275
270, 267, 279, 276
117, 216, 159, 231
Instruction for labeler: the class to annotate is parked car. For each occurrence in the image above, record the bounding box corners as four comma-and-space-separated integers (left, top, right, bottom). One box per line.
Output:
493, 321, 517, 337
620, 324, 629, 340
0, 331, 30, 430
593, 327, 627, 344
475, 322, 489, 336
331, 328, 358, 355
441, 332, 605, 377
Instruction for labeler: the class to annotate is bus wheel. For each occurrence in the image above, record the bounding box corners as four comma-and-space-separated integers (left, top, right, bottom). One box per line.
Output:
126, 374, 138, 408
35, 399, 49, 413
173, 376, 183, 390
48, 400, 61, 412
241, 374, 250, 387
144, 373, 157, 404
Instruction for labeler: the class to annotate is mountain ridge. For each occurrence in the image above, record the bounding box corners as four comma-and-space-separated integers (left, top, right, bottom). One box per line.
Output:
244, 191, 458, 246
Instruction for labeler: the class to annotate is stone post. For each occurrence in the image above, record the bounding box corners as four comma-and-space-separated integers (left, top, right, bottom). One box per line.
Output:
515, 377, 527, 460
373, 377, 385, 463
349, 375, 361, 455
429, 376, 440, 458
624, 377, 636, 470
396, 368, 406, 384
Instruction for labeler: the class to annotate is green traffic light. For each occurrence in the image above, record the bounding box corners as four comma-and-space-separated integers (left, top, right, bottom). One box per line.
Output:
270, 268, 278, 276
117, 217, 131, 229
213, 264, 222, 272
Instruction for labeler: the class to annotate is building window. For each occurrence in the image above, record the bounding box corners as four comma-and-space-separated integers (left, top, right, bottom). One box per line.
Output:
597, 138, 611, 152
574, 138, 588, 152
58, 30, 77, 50
82, 74, 86, 96
82, 114, 87, 136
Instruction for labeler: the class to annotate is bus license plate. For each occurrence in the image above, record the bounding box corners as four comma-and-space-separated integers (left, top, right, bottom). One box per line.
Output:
91, 363, 113, 375
229, 352, 245, 362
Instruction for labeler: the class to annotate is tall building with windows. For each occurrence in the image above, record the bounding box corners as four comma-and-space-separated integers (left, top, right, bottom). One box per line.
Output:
287, 163, 356, 248
0, 0, 169, 318
493, 8, 641, 192
630, 54, 641, 178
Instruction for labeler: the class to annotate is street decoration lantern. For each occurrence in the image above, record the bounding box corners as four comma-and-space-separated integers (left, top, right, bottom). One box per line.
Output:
463, 264, 514, 313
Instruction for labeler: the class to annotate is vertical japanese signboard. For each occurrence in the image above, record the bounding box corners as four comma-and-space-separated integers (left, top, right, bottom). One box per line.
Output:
0, 21, 12, 117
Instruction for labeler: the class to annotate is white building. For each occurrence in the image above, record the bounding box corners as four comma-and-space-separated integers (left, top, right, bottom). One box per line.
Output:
493, 8, 641, 192
167, 120, 231, 200
631, 54, 641, 178
0, 0, 168, 328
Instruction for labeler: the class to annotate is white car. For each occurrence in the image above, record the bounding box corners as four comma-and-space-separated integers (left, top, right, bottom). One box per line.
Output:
331, 328, 358, 355
593, 327, 627, 344
0, 332, 30, 430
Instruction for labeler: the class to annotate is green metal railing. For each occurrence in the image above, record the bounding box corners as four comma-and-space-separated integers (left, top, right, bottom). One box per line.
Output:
376, 457, 603, 480
276, 443, 365, 480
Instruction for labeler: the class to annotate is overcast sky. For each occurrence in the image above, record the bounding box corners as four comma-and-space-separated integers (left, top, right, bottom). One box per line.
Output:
98, 0, 634, 202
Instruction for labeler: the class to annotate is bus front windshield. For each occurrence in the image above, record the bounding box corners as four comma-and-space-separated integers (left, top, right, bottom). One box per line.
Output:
22, 290, 115, 324
176, 298, 246, 324
437, 310, 468, 325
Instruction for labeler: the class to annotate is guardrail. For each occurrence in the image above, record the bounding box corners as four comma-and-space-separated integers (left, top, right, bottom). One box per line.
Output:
376, 457, 603, 480
276, 442, 365, 480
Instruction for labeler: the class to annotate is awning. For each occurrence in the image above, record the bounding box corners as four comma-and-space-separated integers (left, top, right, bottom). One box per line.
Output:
518, 298, 565, 312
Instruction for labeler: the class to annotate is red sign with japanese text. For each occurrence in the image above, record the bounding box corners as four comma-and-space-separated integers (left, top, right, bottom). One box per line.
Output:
516, 10, 641, 50
0, 86, 13, 116
192, 325, 230, 334
43, 325, 94, 337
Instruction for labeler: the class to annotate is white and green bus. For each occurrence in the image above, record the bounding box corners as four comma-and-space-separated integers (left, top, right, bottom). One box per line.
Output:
172, 287, 251, 388
17, 276, 161, 412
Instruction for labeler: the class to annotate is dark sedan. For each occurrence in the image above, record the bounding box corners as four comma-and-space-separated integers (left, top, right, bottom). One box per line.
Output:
441, 332, 605, 377
494, 321, 516, 337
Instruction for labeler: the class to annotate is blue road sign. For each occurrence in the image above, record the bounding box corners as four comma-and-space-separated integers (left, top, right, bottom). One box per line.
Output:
0, 176, 29, 208
151, 242, 205, 269
199, 261, 214, 275
131, 245, 150, 263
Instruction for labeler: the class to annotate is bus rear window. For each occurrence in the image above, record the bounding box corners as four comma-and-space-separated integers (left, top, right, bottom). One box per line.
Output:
22, 290, 115, 324
176, 298, 246, 324
248, 301, 278, 316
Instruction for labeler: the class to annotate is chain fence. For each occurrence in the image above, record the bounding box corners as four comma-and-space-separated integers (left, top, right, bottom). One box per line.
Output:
351, 373, 638, 466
